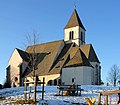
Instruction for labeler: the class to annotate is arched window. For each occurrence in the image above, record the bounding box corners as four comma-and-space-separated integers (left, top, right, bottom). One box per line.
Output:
15, 77, 18, 82
69, 31, 71, 40
96, 65, 98, 69
72, 78, 74, 83
71, 31, 74, 39
54, 79, 57, 86
47, 80, 52, 86
99, 66, 101, 70
58, 79, 61, 85
81, 32, 83, 41
69, 31, 74, 40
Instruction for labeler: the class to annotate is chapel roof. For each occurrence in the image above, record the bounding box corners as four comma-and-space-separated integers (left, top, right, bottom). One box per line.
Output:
25, 40, 65, 76
64, 48, 92, 68
25, 42, 99, 77
64, 9, 86, 30
16, 48, 30, 61
80, 44, 100, 63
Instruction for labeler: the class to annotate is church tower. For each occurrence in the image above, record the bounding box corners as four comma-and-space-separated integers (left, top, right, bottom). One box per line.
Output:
64, 9, 86, 46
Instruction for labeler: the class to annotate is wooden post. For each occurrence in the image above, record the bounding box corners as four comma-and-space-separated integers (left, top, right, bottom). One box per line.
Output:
42, 77, 45, 100
34, 76, 37, 102
98, 93, 101, 105
28, 86, 31, 100
24, 78, 27, 102
105, 95, 108, 105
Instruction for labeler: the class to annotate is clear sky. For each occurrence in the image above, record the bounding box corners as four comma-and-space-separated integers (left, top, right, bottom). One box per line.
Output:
0, 0, 120, 85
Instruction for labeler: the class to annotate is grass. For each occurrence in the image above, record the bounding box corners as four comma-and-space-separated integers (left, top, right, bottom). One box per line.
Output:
9, 99, 36, 104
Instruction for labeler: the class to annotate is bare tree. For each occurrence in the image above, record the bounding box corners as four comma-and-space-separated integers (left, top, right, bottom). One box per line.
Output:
24, 31, 40, 78
107, 64, 120, 86
25, 31, 39, 46
23, 31, 40, 102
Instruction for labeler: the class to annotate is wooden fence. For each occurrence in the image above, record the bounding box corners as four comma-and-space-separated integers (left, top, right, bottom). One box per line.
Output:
24, 77, 45, 102
98, 90, 120, 105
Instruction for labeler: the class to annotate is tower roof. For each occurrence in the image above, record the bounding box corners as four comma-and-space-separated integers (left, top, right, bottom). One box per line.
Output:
64, 9, 86, 31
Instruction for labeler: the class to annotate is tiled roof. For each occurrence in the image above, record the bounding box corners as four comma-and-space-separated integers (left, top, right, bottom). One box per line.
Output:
64, 48, 92, 67
16, 48, 30, 61
48, 43, 73, 75
64, 9, 86, 30
17, 41, 100, 77
26, 40, 65, 76
80, 44, 100, 63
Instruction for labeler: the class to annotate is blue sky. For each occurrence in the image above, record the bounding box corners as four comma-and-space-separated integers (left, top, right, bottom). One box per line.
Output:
0, 0, 120, 85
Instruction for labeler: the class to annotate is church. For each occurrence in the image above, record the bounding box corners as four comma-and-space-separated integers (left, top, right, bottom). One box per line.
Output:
6, 9, 101, 87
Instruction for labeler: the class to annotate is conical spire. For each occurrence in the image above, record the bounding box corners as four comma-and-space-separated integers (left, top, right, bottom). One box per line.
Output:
64, 9, 86, 31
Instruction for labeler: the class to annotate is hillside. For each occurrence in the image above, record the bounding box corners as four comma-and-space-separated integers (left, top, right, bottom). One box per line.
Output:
0, 86, 119, 104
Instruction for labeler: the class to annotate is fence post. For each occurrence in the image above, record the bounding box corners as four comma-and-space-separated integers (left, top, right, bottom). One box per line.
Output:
24, 78, 27, 102
28, 86, 31, 100
42, 77, 45, 100
33, 76, 37, 102
105, 95, 108, 105
98, 93, 101, 105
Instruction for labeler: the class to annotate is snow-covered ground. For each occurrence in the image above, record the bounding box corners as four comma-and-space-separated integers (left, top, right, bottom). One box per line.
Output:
0, 85, 119, 104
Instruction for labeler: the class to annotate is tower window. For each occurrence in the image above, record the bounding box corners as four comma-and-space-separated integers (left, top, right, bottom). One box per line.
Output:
69, 31, 74, 40
81, 32, 85, 44
81, 32, 83, 41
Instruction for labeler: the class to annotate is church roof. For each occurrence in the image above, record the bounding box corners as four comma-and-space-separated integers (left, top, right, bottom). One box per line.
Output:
48, 43, 73, 75
16, 48, 30, 61
64, 9, 86, 30
25, 40, 65, 76
14, 41, 100, 77
80, 44, 100, 63
64, 48, 92, 67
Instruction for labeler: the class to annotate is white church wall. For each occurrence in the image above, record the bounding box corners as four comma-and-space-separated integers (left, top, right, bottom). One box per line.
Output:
62, 66, 92, 85
82, 67, 92, 85
27, 74, 60, 86
62, 67, 82, 85
8, 49, 23, 87
90, 62, 101, 85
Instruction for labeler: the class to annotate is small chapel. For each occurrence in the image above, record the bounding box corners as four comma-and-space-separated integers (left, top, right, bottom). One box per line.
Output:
6, 8, 101, 87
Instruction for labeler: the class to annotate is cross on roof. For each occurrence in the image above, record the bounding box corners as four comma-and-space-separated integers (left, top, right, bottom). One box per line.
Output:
74, 0, 77, 9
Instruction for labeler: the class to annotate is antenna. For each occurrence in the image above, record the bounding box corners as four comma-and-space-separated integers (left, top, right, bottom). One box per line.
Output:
74, 0, 77, 9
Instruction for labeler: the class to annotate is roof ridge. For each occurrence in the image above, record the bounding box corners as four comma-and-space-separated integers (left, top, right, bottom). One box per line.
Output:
26, 40, 64, 52
29, 40, 63, 46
